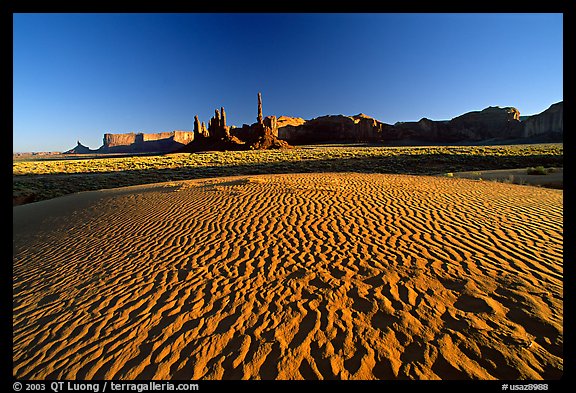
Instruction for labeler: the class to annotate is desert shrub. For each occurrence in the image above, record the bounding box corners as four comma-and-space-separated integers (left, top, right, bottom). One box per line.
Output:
527, 166, 547, 175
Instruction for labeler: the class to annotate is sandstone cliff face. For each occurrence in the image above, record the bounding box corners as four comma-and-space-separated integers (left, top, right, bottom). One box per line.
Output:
278, 114, 387, 144
522, 102, 563, 138
99, 131, 194, 153
103, 133, 138, 148
277, 116, 306, 128
391, 118, 452, 142
277, 105, 548, 145
391, 107, 523, 142
448, 106, 523, 140
70, 101, 562, 154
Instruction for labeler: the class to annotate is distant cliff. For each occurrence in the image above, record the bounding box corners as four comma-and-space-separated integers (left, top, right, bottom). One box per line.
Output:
98, 130, 194, 153
391, 106, 523, 142
64, 101, 562, 155
277, 103, 562, 145
278, 114, 391, 144
63, 141, 97, 154
523, 102, 563, 139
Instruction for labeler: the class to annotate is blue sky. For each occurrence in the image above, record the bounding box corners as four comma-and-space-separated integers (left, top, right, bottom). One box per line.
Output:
13, 13, 563, 152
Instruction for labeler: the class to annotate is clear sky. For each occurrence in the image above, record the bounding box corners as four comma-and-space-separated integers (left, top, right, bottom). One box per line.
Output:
13, 13, 563, 152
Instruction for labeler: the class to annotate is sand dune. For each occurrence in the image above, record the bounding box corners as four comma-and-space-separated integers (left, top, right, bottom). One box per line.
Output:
13, 173, 563, 380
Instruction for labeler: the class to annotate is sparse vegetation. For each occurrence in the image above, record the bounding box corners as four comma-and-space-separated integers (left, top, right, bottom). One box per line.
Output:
527, 166, 549, 175
13, 143, 563, 204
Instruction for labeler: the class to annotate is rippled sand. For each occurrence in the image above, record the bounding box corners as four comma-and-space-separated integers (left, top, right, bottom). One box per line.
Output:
13, 173, 563, 379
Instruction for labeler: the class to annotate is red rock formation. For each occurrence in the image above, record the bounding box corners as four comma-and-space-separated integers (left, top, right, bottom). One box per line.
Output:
194, 115, 202, 137
257, 92, 263, 125
448, 106, 523, 140
194, 116, 209, 139
522, 102, 563, 138
277, 116, 306, 128
99, 131, 194, 153
278, 114, 387, 144
183, 93, 291, 152
63, 141, 96, 154
248, 117, 290, 150
207, 108, 233, 140
392, 118, 452, 142
221, 107, 227, 128
278, 106, 543, 145
103, 132, 138, 148
208, 109, 220, 134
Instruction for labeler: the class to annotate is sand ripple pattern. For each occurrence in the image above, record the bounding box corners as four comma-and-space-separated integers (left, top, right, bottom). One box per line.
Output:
13, 173, 563, 379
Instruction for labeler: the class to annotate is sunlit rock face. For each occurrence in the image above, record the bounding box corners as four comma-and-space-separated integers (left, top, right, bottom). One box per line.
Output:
278, 114, 390, 144
98, 131, 195, 153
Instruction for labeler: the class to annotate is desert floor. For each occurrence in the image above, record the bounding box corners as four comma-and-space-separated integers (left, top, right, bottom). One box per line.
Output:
451, 168, 563, 189
13, 172, 563, 380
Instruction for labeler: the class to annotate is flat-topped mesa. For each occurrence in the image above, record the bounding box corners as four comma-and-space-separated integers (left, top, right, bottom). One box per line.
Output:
98, 130, 194, 153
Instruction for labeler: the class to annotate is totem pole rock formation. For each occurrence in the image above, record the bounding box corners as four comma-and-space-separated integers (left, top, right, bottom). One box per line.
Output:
234, 92, 289, 150
183, 92, 291, 152
257, 92, 263, 125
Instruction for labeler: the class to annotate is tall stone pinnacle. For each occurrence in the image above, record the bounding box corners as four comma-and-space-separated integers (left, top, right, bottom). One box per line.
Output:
221, 107, 227, 128
257, 92, 263, 125
201, 121, 208, 137
194, 115, 201, 135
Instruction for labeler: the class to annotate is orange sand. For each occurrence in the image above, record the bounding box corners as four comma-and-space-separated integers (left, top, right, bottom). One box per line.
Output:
13, 173, 563, 379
